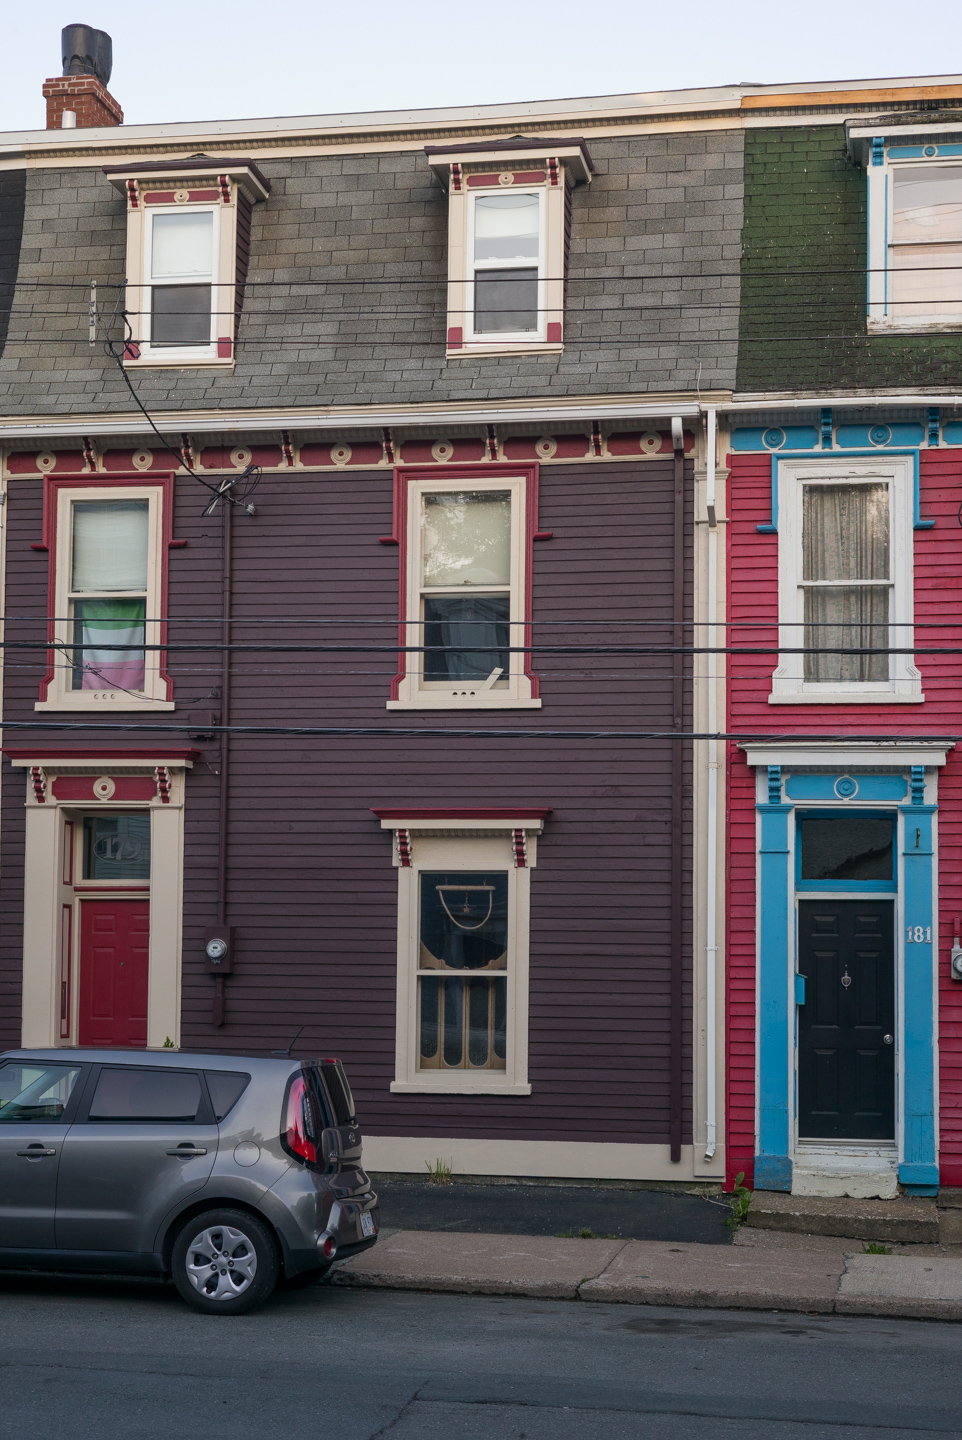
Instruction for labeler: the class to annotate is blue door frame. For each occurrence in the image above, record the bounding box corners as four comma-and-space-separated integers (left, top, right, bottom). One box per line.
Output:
754, 764, 938, 1195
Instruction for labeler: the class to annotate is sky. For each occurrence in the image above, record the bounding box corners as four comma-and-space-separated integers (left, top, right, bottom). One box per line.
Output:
2, 1, 961, 132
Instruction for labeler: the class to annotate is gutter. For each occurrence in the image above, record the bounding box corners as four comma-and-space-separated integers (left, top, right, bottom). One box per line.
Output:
0, 397, 706, 443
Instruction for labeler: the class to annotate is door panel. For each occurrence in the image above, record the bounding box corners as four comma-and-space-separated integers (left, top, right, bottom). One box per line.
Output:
0, 1061, 84, 1248
56, 1066, 217, 1253
798, 900, 895, 1140
79, 899, 149, 1048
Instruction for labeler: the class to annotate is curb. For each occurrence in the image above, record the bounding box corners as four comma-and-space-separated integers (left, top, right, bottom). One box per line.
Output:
332, 1261, 962, 1321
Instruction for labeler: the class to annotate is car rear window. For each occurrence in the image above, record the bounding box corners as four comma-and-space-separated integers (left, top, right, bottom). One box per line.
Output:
317, 1061, 355, 1126
205, 1070, 250, 1122
88, 1067, 202, 1122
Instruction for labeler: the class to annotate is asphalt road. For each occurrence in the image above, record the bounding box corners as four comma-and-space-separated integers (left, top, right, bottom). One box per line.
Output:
1, 1271, 960, 1439
372, 1180, 732, 1243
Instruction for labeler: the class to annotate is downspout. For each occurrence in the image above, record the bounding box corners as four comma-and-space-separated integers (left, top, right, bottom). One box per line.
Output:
704, 405, 718, 1160
214, 497, 232, 1026
670, 416, 685, 1162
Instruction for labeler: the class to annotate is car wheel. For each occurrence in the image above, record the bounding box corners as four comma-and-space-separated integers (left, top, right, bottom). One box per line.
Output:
171, 1208, 279, 1315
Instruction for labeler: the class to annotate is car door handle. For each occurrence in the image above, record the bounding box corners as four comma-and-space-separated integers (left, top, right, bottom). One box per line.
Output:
17, 1148, 56, 1158
166, 1146, 208, 1157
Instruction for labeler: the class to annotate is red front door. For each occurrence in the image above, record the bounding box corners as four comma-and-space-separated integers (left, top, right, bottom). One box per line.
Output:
78, 899, 150, 1047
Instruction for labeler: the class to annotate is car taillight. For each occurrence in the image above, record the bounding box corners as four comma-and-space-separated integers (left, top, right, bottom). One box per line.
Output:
284, 1076, 317, 1163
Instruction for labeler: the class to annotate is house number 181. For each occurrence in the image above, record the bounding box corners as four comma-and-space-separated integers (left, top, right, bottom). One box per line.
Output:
907, 926, 932, 943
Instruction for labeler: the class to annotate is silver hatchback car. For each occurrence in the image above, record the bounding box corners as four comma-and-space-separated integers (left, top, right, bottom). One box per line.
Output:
0, 1048, 379, 1313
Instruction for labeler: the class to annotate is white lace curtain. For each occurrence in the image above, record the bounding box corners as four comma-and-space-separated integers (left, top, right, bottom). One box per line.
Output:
802, 482, 890, 683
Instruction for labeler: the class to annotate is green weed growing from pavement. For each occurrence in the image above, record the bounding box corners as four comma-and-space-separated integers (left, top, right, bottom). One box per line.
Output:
862, 1242, 890, 1255
425, 1158, 453, 1185
724, 1172, 752, 1233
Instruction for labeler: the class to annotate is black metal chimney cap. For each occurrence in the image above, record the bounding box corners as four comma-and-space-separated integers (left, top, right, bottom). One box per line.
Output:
61, 23, 112, 87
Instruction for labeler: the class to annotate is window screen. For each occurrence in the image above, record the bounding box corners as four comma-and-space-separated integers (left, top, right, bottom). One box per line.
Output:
89, 1067, 202, 1121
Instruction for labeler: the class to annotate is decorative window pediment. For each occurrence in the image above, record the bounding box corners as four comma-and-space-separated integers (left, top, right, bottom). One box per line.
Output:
425, 137, 592, 357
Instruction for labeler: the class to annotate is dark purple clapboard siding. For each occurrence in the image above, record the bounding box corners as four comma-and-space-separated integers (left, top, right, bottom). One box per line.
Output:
0, 459, 692, 1149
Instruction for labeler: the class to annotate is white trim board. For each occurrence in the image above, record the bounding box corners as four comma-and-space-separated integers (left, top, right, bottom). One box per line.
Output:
362, 1135, 701, 1182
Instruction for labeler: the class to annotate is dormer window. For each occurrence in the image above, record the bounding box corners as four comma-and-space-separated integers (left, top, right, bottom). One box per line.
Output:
426, 138, 592, 358
855, 128, 962, 332
103, 158, 270, 368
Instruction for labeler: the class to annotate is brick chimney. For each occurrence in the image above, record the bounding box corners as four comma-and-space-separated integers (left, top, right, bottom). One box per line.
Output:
43, 23, 122, 129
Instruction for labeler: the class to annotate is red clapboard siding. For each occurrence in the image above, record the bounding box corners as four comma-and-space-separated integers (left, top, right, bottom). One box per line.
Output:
726, 449, 962, 1187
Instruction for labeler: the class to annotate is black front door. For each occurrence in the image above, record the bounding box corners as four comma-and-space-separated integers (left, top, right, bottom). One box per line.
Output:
797, 900, 895, 1141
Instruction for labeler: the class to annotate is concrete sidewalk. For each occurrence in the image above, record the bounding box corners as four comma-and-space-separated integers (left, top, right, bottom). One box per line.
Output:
332, 1228, 962, 1320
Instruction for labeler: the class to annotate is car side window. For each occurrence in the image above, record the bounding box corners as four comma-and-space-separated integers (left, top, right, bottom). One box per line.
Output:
0, 1061, 82, 1123
204, 1071, 250, 1122
87, 1067, 203, 1122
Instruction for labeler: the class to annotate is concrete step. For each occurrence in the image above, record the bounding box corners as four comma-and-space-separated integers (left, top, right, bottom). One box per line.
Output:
746, 1191, 940, 1244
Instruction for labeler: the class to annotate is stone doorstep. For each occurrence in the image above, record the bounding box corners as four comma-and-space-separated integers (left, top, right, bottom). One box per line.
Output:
745, 1191, 942, 1244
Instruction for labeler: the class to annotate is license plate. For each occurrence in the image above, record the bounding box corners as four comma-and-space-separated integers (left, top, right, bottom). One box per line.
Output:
359, 1212, 376, 1238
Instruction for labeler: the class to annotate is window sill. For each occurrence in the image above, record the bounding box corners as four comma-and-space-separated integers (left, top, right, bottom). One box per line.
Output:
125, 355, 235, 372
768, 689, 924, 705
387, 696, 542, 710
390, 1078, 532, 1095
446, 343, 563, 359
35, 698, 176, 711
867, 318, 962, 335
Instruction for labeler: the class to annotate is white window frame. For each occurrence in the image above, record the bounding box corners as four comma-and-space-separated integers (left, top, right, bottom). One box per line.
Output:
387, 829, 534, 1095
867, 145, 962, 333
388, 471, 541, 710
139, 201, 222, 364
464, 186, 547, 346
770, 455, 922, 705
37, 483, 173, 711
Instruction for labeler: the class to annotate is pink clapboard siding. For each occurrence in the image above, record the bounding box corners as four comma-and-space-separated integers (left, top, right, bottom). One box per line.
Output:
726, 449, 962, 1189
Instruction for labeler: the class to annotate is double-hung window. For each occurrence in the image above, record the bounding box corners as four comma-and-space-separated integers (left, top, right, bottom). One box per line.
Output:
771, 456, 921, 704
470, 191, 543, 339
103, 159, 270, 368
388, 468, 540, 709
38, 480, 173, 711
426, 139, 592, 356
862, 133, 962, 331
148, 208, 216, 348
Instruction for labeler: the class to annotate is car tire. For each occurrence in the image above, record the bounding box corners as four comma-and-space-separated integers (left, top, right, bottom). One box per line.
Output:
171, 1208, 280, 1315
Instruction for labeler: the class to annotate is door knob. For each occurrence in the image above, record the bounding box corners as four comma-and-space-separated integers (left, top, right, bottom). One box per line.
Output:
883, 1034, 894, 1045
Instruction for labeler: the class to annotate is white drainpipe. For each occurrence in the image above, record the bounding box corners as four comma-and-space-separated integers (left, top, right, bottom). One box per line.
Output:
704, 405, 718, 1160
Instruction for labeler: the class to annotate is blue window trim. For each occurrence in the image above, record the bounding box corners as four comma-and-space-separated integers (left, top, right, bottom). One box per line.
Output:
756, 449, 931, 534
795, 809, 897, 893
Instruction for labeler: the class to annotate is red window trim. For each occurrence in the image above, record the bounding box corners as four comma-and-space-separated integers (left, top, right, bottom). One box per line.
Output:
35, 471, 177, 704
371, 807, 552, 822
381, 462, 543, 702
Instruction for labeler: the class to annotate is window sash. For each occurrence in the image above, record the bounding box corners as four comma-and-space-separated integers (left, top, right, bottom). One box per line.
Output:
143, 205, 218, 353
468, 189, 545, 340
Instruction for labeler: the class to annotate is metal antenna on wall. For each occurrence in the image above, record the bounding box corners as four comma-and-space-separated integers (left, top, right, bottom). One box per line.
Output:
271, 1025, 306, 1058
